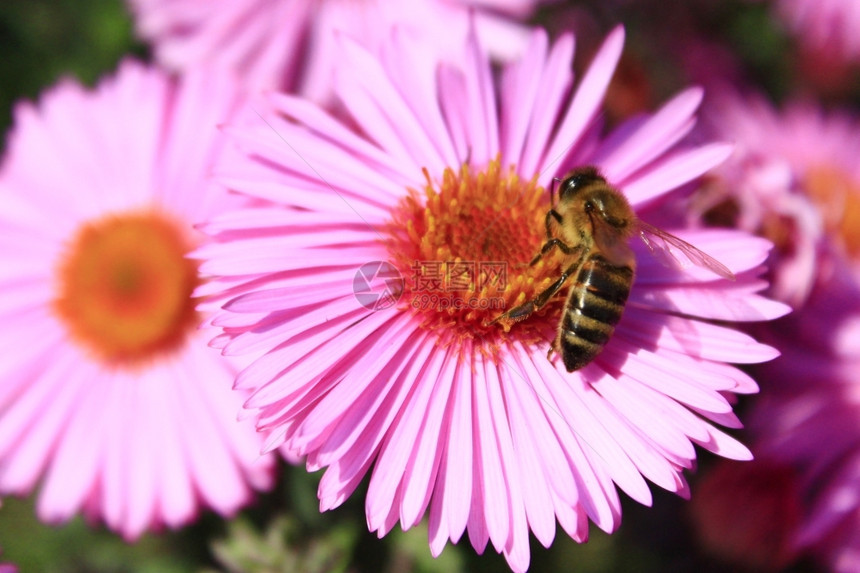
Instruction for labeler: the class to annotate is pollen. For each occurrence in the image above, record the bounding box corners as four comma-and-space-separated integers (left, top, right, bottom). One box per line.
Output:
53, 210, 201, 368
804, 165, 860, 259
386, 158, 565, 346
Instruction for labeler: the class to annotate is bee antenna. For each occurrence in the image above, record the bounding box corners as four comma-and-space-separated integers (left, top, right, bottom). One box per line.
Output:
550, 177, 562, 206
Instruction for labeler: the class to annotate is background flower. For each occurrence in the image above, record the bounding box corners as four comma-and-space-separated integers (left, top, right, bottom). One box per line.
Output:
767, 0, 860, 63
721, 264, 860, 572
196, 22, 787, 571
0, 60, 274, 539
688, 90, 860, 307
126, 0, 544, 101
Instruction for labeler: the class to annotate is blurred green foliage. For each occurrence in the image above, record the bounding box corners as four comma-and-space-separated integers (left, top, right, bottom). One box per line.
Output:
0, 0, 144, 141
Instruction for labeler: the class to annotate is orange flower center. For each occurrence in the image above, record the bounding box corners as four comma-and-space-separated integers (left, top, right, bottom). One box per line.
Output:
805, 165, 860, 258
385, 159, 565, 348
53, 210, 201, 368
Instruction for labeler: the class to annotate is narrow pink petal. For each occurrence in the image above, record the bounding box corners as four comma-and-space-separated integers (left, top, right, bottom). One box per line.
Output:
335, 37, 443, 174
233, 306, 370, 394
429, 345, 474, 555
36, 375, 107, 522
222, 118, 408, 203
467, 459, 490, 555
265, 92, 415, 181
428, 475, 451, 558
603, 341, 733, 413
692, 425, 753, 460
197, 241, 379, 276
620, 143, 734, 206
536, 361, 653, 506
124, 370, 159, 539
573, 386, 656, 506
249, 311, 402, 425
461, 20, 499, 166
296, 315, 419, 449
225, 284, 355, 314
0, 311, 63, 406
168, 363, 248, 517
215, 169, 392, 220
437, 66, 471, 162
508, 343, 579, 504
101, 372, 127, 532
375, 486, 404, 538
484, 362, 530, 572
499, 30, 550, 168
0, 347, 84, 493
151, 381, 195, 528
526, 357, 620, 532
314, 329, 430, 467
596, 88, 703, 181
382, 28, 460, 169
399, 354, 454, 528
472, 351, 511, 553
499, 363, 556, 548
587, 376, 695, 491
617, 310, 779, 364
182, 340, 273, 489
691, 407, 744, 430
0, 280, 52, 316
366, 346, 451, 531
518, 32, 577, 178
539, 27, 625, 185
443, 342, 475, 540
632, 280, 792, 322
317, 453, 375, 512
552, 488, 589, 543
224, 299, 364, 360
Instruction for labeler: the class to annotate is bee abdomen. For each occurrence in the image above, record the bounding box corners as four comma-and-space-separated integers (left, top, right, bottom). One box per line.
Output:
558, 256, 633, 371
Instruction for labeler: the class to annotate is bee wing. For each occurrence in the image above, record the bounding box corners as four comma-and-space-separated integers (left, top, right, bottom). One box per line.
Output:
636, 221, 736, 280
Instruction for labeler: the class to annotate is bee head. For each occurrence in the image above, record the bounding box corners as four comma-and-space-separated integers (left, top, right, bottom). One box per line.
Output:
557, 166, 605, 201
583, 189, 632, 229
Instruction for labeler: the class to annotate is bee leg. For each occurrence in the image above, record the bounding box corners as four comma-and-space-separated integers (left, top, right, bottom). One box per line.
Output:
528, 238, 578, 266
487, 261, 580, 325
543, 208, 563, 238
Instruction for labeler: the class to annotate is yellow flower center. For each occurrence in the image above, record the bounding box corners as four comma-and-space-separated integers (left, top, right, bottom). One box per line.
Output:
385, 158, 565, 349
804, 165, 860, 259
53, 210, 201, 368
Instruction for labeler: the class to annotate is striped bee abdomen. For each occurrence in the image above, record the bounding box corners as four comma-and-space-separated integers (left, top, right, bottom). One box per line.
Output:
557, 254, 633, 372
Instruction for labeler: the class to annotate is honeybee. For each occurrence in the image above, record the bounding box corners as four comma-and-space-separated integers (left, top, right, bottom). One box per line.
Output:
490, 166, 735, 372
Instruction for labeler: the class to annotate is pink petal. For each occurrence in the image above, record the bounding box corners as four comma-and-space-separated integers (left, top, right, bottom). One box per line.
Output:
539, 26, 625, 186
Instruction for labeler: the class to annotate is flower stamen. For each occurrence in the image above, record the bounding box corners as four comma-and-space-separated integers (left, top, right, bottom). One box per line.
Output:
386, 158, 566, 348
53, 210, 201, 367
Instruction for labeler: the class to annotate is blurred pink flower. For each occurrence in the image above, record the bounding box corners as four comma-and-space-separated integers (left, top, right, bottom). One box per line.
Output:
195, 25, 788, 571
0, 61, 274, 539
689, 457, 802, 571
769, 0, 860, 63
127, 0, 543, 101
745, 267, 860, 572
692, 91, 860, 307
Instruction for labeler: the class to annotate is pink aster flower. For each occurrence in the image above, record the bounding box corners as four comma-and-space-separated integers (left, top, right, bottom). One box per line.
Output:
0, 61, 274, 539
764, 0, 860, 63
691, 91, 860, 307
741, 271, 860, 572
688, 457, 802, 570
127, 0, 543, 101
196, 24, 788, 571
